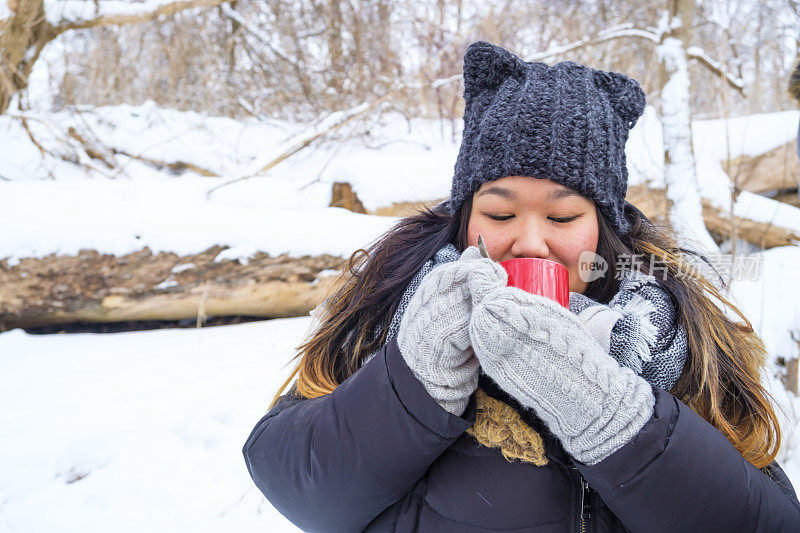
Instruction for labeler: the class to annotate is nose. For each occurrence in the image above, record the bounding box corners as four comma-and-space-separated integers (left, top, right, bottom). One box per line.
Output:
509, 219, 551, 259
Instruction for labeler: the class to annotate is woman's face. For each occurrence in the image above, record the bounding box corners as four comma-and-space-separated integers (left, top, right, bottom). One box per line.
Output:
466, 175, 599, 294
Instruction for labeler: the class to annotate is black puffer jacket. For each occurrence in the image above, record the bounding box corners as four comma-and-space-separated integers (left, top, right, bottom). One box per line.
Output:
243, 338, 800, 532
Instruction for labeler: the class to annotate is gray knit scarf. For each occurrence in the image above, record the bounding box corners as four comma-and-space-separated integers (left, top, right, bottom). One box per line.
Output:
362, 243, 688, 392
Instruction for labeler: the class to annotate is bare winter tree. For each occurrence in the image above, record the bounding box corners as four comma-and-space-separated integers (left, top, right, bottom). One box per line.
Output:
654, 0, 721, 254
0, 0, 232, 116
28, 0, 797, 121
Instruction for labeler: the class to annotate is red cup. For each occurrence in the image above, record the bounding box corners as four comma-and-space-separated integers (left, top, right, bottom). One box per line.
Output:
500, 258, 570, 308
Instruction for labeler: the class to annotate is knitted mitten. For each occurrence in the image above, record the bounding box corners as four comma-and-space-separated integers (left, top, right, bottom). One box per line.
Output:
568, 292, 632, 354
397, 246, 506, 416
568, 274, 689, 394
468, 283, 656, 466
569, 290, 659, 374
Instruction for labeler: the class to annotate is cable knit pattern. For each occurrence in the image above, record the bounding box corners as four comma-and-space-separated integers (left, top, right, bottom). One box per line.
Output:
469, 285, 656, 466
396, 247, 502, 416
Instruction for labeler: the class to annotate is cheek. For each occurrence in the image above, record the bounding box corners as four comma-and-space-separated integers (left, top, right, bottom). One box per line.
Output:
466, 218, 508, 257
554, 220, 597, 263
559, 222, 598, 281
568, 228, 598, 259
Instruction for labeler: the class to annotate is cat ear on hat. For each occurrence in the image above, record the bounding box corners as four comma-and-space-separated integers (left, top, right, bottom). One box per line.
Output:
593, 70, 646, 129
462, 41, 524, 96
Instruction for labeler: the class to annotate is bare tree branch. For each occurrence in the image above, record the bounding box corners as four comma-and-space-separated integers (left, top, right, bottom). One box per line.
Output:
429, 24, 659, 90
205, 33, 471, 196
218, 3, 295, 66
1, 0, 234, 116
527, 23, 659, 61
53, 0, 232, 35
686, 46, 746, 96
206, 97, 389, 197
206, 23, 666, 197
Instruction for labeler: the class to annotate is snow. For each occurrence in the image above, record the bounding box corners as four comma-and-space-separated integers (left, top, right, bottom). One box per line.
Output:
3, 102, 796, 267
0, 176, 397, 263
0, 320, 305, 532
171, 262, 196, 273
0, 103, 467, 264
694, 110, 800, 161
2, 100, 797, 266
626, 106, 800, 236
154, 277, 179, 289
214, 246, 259, 266
625, 105, 666, 188
1, 99, 800, 527
728, 245, 800, 485
692, 110, 800, 229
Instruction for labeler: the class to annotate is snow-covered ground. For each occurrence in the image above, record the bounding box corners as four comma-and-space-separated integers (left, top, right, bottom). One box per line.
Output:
731, 245, 800, 485
1, 102, 800, 529
0, 319, 306, 532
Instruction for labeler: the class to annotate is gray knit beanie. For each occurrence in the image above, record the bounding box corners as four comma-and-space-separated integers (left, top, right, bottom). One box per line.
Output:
445, 41, 647, 237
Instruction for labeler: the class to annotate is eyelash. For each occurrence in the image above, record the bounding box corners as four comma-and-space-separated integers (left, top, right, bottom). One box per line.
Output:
487, 214, 579, 223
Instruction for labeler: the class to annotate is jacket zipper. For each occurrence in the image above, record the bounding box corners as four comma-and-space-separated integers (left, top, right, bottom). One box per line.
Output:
579, 477, 590, 533
573, 466, 591, 533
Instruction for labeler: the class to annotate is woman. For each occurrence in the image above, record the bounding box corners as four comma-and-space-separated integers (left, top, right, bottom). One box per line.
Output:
243, 41, 800, 532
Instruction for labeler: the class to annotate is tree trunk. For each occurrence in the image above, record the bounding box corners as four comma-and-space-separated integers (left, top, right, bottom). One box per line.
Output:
656, 0, 720, 254
326, 0, 344, 94
0, 0, 231, 117
0, 0, 53, 115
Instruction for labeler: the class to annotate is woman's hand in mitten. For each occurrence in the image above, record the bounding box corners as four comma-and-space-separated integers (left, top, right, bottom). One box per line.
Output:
568, 292, 628, 353
396, 246, 506, 416
468, 285, 656, 466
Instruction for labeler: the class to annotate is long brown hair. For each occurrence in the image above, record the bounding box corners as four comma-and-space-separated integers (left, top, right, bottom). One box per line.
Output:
271, 194, 783, 469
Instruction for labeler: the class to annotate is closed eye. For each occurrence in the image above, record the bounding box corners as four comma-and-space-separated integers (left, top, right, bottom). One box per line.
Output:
550, 215, 580, 223
486, 214, 581, 223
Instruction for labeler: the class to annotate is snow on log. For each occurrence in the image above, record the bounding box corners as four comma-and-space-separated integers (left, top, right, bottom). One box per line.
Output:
626, 184, 800, 249
3, 183, 797, 331
725, 140, 799, 196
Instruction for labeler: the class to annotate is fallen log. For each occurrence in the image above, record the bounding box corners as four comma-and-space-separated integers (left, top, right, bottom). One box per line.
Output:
700, 199, 800, 249
4, 183, 798, 331
625, 184, 800, 249
0, 246, 344, 331
725, 140, 799, 195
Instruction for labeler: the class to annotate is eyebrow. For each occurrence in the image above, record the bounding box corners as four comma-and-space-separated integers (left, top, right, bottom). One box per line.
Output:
476, 185, 581, 201
546, 187, 582, 201
476, 186, 518, 200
